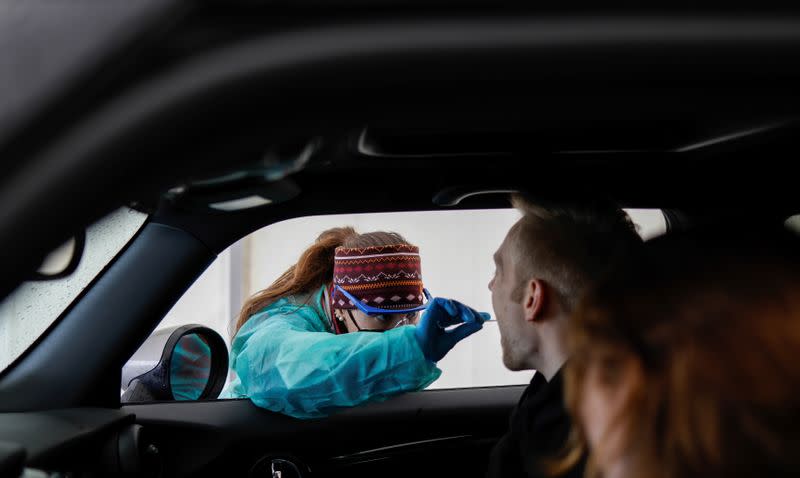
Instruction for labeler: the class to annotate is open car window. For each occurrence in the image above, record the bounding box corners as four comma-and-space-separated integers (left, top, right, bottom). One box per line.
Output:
127, 207, 665, 403
0, 207, 148, 372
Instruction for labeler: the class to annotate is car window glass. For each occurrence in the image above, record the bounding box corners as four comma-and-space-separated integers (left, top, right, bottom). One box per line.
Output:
136, 208, 665, 399
0, 207, 148, 372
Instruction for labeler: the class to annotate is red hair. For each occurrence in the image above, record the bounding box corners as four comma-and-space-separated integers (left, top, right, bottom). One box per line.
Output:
563, 227, 800, 478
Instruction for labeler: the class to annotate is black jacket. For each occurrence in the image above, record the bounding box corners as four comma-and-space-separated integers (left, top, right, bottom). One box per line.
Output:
487, 369, 586, 478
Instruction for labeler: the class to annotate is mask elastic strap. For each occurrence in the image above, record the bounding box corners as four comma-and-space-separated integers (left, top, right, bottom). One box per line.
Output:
327, 284, 347, 335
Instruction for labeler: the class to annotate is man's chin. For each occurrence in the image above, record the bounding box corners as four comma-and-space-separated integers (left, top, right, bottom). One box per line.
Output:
502, 354, 521, 371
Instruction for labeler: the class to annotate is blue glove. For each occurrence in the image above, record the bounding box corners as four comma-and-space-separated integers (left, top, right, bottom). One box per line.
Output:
414, 297, 491, 362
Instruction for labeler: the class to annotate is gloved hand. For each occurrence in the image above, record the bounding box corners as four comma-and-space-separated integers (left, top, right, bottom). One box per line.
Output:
414, 297, 491, 362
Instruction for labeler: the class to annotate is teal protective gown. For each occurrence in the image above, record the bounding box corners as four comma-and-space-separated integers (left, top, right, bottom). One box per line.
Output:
221, 285, 441, 418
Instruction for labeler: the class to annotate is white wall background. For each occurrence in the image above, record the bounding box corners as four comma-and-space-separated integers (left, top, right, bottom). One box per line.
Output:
158, 208, 666, 390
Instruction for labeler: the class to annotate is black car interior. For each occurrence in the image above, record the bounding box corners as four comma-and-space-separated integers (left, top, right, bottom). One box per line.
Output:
2, 2, 800, 477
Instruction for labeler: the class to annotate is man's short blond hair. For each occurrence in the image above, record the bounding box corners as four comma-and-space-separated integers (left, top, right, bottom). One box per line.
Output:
509, 194, 642, 312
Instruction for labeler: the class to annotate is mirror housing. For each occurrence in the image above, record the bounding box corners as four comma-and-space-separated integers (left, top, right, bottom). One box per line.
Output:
121, 324, 228, 403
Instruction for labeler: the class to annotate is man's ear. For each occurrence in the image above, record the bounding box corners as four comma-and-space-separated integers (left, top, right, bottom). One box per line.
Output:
523, 279, 546, 323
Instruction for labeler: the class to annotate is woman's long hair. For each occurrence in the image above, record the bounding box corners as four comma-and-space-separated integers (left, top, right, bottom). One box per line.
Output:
234, 227, 411, 334
560, 227, 800, 478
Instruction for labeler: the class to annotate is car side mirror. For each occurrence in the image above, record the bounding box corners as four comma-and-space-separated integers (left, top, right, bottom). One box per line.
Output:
30, 231, 86, 280
121, 325, 228, 403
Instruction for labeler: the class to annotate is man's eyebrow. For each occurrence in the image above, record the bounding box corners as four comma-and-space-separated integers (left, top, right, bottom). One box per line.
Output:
493, 251, 501, 266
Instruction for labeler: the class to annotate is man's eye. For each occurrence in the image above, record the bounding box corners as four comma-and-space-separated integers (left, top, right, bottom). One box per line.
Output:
373, 314, 387, 321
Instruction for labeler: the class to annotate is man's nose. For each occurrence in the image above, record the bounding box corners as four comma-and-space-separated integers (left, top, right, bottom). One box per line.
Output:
488, 277, 494, 291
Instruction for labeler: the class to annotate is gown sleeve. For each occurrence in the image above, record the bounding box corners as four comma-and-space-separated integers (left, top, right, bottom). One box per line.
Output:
230, 305, 441, 419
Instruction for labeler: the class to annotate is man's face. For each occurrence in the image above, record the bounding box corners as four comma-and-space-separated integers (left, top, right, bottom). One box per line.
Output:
488, 222, 532, 370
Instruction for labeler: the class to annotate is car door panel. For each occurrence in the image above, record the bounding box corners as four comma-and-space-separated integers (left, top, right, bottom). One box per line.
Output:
124, 385, 525, 477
